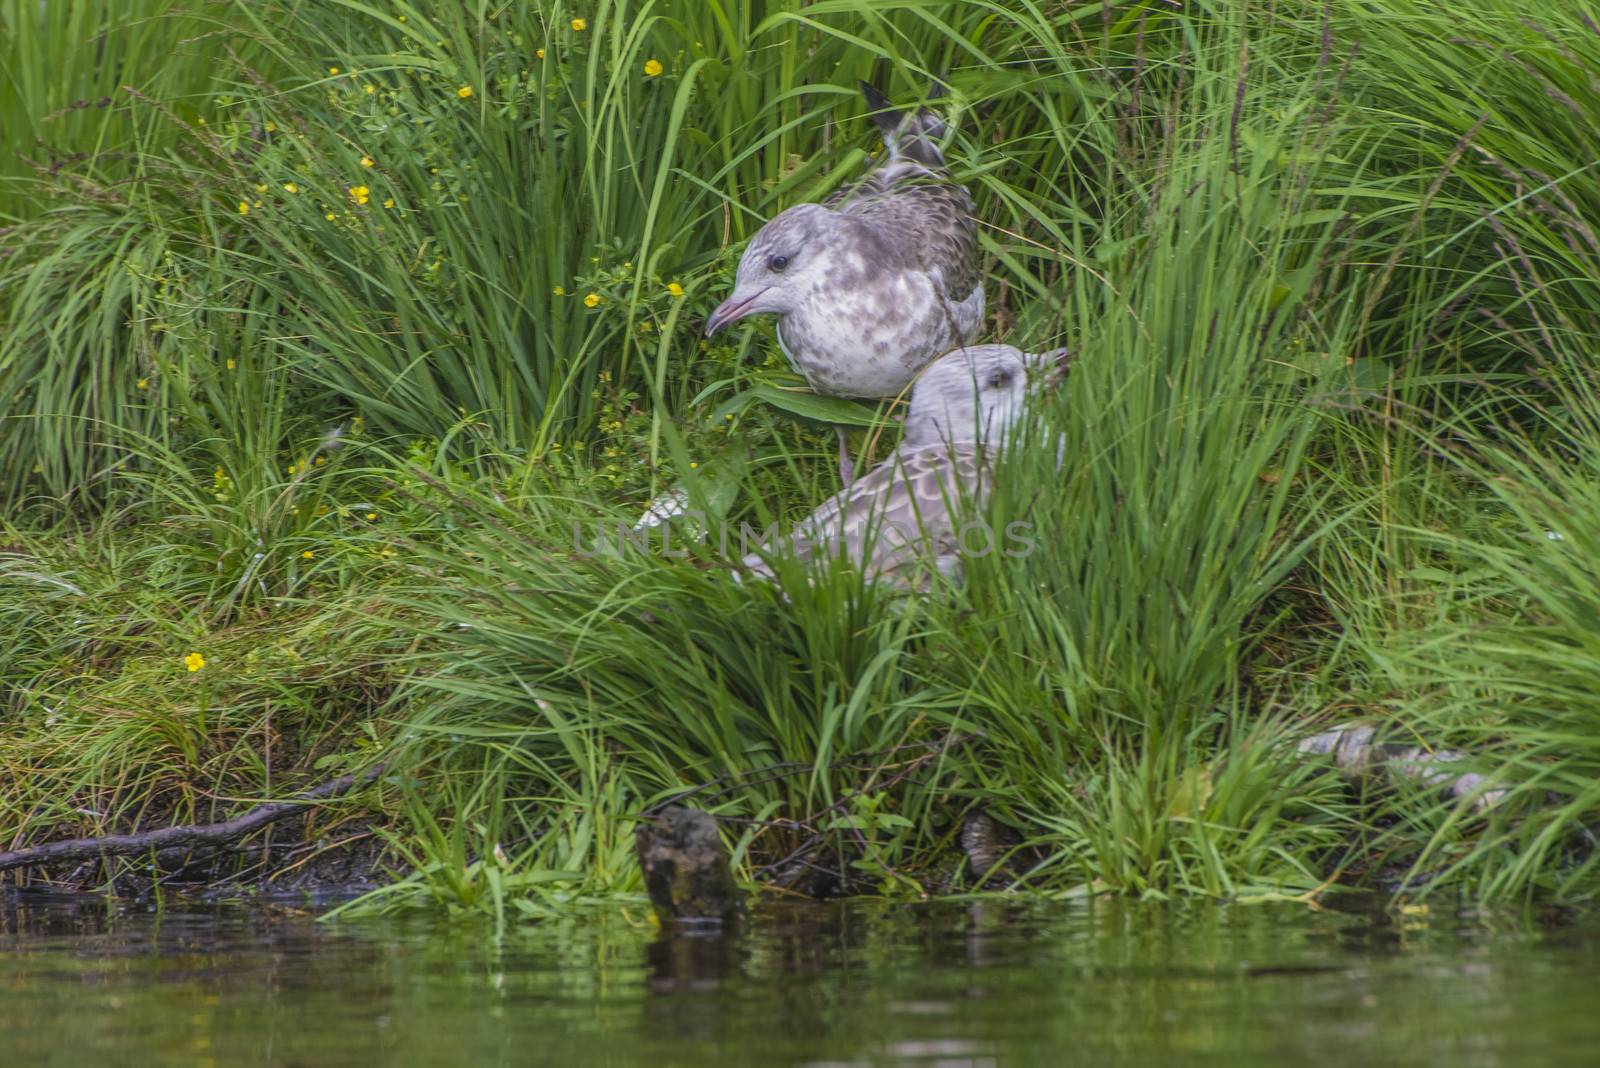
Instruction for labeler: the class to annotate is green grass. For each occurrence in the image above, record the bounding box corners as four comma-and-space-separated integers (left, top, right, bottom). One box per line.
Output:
4, 0, 1600, 914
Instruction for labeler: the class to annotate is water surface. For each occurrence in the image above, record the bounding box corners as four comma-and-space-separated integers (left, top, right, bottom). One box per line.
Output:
3, 892, 1596, 1066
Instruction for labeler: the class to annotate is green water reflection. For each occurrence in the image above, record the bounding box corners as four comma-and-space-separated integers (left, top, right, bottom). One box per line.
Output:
2, 893, 1596, 1066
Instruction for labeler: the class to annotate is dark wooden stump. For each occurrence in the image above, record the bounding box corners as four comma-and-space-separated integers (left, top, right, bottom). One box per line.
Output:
960, 810, 1023, 887
635, 805, 740, 924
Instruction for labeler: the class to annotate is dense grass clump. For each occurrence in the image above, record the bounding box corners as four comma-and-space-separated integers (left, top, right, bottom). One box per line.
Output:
4, 1, 1600, 912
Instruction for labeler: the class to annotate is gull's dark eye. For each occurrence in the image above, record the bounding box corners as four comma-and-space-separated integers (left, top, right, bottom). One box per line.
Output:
767, 254, 790, 272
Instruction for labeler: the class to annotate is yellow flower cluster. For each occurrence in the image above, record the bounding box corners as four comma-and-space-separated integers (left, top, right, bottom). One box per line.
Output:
350, 184, 370, 205
644, 59, 663, 77
184, 652, 206, 672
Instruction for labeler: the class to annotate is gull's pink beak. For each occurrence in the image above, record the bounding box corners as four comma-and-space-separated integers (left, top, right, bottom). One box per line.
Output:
704, 287, 770, 337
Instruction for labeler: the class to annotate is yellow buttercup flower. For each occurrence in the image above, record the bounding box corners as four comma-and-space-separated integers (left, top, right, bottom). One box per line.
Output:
325, 212, 337, 221
360, 155, 375, 168
644, 59, 663, 77
283, 181, 298, 193
553, 285, 565, 295
350, 184, 370, 205
366, 512, 377, 520
226, 358, 236, 370
667, 281, 684, 297
571, 18, 587, 32
536, 48, 545, 59
383, 197, 395, 209
237, 200, 250, 214
457, 85, 473, 99
328, 66, 340, 76
136, 378, 149, 390
584, 292, 600, 308
184, 652, 206, 672
302, 550, 315, 559
365, 84, 376, 94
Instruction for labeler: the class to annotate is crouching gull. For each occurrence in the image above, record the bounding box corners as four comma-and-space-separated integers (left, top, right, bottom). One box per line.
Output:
740, 344, 1072, 588
705, 82, 983, 480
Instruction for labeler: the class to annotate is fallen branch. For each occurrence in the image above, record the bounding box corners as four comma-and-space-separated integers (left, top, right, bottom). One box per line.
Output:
1298, 724, 1508, 813
0, 766, 384, 873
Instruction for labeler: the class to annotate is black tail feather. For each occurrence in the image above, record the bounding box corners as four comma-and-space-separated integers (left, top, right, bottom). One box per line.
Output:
857, 80, 949, 170
859, 80, 899, 136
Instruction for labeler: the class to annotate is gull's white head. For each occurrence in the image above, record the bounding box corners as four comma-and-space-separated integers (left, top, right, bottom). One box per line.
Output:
901, 344, 1072, 450
704, 204, 846, 336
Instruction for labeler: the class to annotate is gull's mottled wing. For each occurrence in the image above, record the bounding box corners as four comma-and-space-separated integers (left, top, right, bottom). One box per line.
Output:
847, 182, 980, 305
741, 444, 992, 584
822, 99, 980, 310
824, 153, 937, 208
825, 173, 979, 302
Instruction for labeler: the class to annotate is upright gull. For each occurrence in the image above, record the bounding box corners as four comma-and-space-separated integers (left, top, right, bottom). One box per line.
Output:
705, 83, 984, 478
